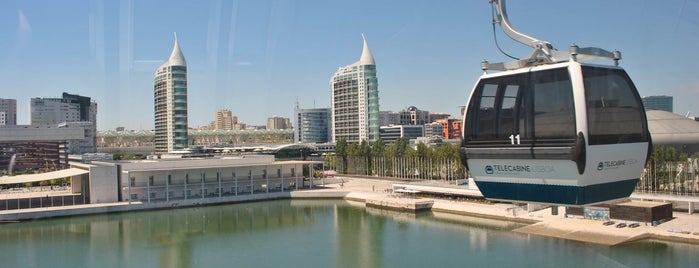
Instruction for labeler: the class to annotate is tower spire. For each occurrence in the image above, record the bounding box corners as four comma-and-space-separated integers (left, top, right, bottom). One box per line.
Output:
359, 33, 375, 65
168, 32, 186, 66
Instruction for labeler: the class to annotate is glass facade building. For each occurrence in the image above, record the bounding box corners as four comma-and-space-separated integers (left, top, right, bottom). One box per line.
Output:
294, 108, 331, 143
379, 125, 424, 143
330, 36, 379, 143
154, 36, 188, 153
642, 95, 673, 113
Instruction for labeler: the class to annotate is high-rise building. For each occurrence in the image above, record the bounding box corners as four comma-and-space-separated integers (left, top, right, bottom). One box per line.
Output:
154, 35, 188, 153
267, 116, 291, 130
0, 98, 17, 126
294, 107, 331, 143
330, 35, 379, 143
642, 95, 673, 112
213, 109, 237, 130
29, 92, 97, 154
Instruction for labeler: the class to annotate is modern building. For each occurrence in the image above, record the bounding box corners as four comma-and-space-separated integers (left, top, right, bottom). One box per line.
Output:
435, 118, 462, 139
379, 125, 424, 143
30, 92, 97, 127
424, 122, 444, 138
59, 121, 96, 155
267, 116, 291, 130
120, 156, 316, 203
330, 35, 379, 143
0, 153, 321, 214
29, 92, 97, 154
642, 95, 673, 112
154, 35, 188, 153
0, 124, 88, 173
401, 106, 430, 125
0, 98, 17, 126
97, 129, 295, 155
646, 110, 699, 155
429, 112, 451, 122
379, 111, 400, 126
214, 109, 237, 130
380, 107, 449, 127
293, 107, 331, 143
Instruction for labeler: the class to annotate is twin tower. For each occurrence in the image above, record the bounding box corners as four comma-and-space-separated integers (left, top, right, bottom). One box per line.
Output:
154, 35, 378, 153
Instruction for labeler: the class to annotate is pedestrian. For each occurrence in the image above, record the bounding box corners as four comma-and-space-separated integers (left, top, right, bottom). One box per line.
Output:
372, 185, 375, 192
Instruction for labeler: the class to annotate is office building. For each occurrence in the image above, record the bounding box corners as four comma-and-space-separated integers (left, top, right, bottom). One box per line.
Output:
330, 35, 379, 143
267, 116, 291, 130
429, 113, 451, 122
435, 118, 462, 139
379, 111, 400, 126
29, 92, 97, 154
30, 92, 97, 127
0, 124, 88, 173
642, 95, 673, 112
379, 125, 424, 143
401, 106, 430, 125
424, 122, 444, 138
154, 35, 188, 153
0, 98, 17, 126
293, 107, 331, 143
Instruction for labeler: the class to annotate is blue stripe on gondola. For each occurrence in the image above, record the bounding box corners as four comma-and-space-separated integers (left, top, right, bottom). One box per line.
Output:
474, 178, 639, 205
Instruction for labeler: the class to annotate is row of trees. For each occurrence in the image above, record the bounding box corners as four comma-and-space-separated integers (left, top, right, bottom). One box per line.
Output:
327, 138, 699, 196
327, 138, 465, 180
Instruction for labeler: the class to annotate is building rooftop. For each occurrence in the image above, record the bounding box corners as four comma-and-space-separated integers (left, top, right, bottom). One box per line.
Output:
115, 155, 318, 172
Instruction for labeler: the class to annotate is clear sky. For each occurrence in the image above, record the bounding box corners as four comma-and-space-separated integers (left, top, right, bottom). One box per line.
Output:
1, 0, 697, 131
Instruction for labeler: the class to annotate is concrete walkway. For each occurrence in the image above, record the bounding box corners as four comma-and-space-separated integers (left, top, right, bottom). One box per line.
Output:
322, 176, 699, 246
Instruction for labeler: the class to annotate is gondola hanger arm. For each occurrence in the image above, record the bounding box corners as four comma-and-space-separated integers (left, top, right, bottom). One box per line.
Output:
485, 0, 621, 72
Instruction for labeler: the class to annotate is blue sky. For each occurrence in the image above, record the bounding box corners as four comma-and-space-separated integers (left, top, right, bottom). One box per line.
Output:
1, 0, 697, 130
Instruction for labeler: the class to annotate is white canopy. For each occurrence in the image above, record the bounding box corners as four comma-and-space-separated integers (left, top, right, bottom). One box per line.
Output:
0, 168, 88, 185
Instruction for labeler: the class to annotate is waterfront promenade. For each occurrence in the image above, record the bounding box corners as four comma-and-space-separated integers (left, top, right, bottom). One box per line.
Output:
318, 177, 699, 246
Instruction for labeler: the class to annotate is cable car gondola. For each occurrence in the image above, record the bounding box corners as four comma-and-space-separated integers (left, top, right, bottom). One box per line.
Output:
459, 0, 651, 205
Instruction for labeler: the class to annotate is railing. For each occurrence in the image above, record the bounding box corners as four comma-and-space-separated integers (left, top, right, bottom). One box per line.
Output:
330, 156, 467, 181
635, 160, 699, 196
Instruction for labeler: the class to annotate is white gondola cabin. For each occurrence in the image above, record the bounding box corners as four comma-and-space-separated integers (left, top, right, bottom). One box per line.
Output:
459, 0, 651, 205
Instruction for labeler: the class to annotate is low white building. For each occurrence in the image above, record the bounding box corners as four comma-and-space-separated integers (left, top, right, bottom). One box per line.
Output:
117, 155, 319, 203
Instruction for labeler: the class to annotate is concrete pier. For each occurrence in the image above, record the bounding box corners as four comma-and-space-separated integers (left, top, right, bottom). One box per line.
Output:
365, 196, 433, 212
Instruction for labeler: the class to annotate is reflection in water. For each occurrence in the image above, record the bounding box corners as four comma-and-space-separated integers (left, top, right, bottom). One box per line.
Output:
0, 200, 697, 267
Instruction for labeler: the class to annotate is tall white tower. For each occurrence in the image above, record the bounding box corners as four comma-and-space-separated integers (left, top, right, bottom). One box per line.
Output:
330, 35, 379, 143
154, 34, 188, 153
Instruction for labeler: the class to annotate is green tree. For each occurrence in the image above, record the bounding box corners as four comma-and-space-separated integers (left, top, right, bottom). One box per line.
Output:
416, 143, 430, 158
372, 139, 386, 157
335, 139, 348, 173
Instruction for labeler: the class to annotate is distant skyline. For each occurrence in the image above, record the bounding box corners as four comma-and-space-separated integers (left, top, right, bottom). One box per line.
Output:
1, 0, 697, 130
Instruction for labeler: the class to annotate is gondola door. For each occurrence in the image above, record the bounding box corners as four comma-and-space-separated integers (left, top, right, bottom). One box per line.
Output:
463, 71, 532, 161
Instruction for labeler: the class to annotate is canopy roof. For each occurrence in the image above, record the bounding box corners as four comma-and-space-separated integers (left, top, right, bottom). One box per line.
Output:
0, 168, 88, 185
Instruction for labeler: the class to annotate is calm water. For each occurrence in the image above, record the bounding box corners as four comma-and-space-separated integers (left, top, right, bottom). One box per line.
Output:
0, 200, 697, 268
